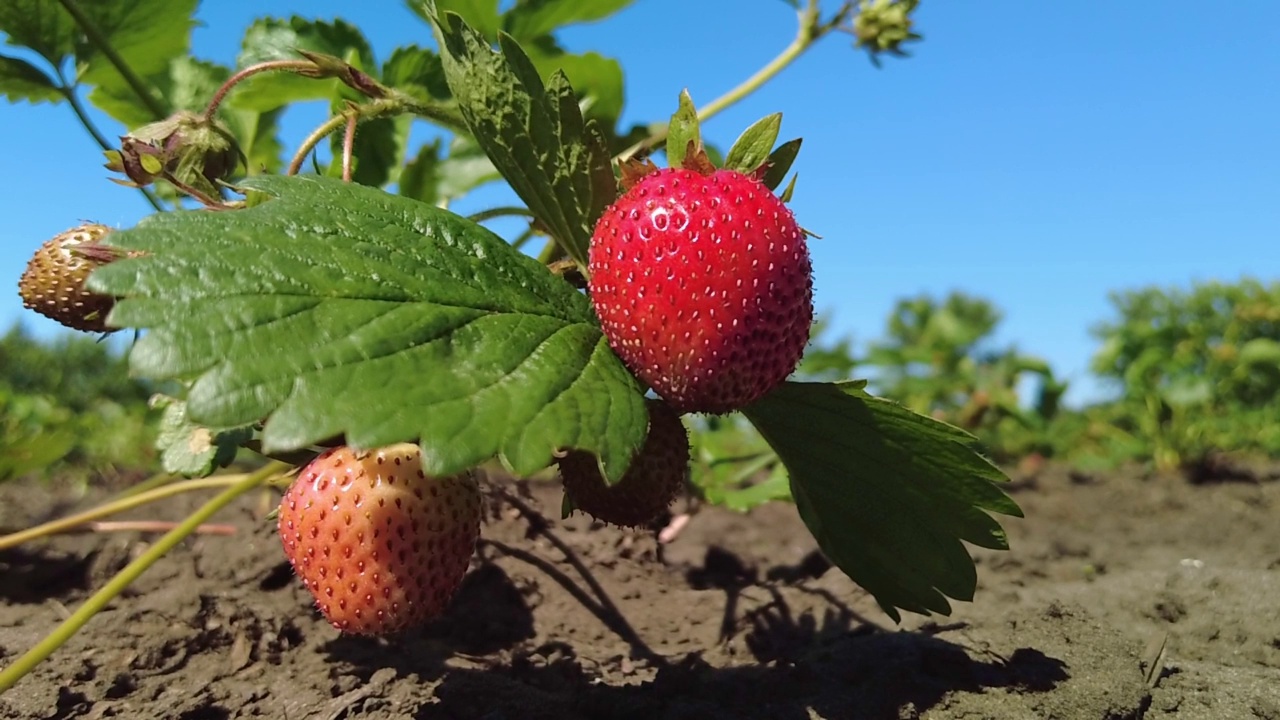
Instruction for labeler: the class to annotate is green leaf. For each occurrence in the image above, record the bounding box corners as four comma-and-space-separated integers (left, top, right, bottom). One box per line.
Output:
760, 138, 801, 191
665, 89, 700, 168
163, 56, 283, 175
77, 0, 197, 90
502, 0, 635, 41
0, 0, 75, 67
399, 138, 442, 205
437, 136, 502, 201
526, 42, 624, 126
430, 10, 615, 268
724, 113, 782, 174
153, 395, 251, 477
89, 175, 648, 483
382, 44, 450, 101
743, 381, 1022, 622
0, 53, 61, 103
230, 17, 375, 113
412, 0, 502, 39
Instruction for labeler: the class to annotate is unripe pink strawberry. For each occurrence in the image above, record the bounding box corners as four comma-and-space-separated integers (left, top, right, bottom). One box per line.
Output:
588, 167, 813, 414
277, 444, 482, 635
558, 399, 689, 527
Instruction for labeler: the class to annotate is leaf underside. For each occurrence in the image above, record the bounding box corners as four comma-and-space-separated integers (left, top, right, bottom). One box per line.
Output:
89, 175, 648, 482
744, 381, 1022, 622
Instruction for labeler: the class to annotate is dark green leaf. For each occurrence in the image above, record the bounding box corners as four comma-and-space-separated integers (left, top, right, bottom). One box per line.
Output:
230, 17, 375, 112
502, 0, 634, 41
0, 53, 61, 103
382, 44, 450, 101
724, 113, 782, 174
0, 0, 75, 67
760, 138, 802, 191
430, 10, 615, 267
89, 175, 648, 482
743, 381, 1021, 622
153, 395, 251, 477
665, 89, 700, 169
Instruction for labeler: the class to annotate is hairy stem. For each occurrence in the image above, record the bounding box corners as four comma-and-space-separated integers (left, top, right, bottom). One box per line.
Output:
341, 112, 358, 182
0, 475, 256, 551
55, 0, 168, 121
618, 0, 831, 161
0, 462, 287, 694
467, 206, 535, 224
54, 68, 164, 212
202, 60, 317, 121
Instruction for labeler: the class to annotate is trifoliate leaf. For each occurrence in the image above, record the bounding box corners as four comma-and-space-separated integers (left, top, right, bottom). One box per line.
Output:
152, 395, 251, 477
743, 381, 1022, 622
89, 175, 649, 483
724, 113, 782, 175
429, 8, 615, 268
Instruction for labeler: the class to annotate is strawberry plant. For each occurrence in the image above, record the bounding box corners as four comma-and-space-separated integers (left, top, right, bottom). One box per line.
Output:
0, 0, 1022, 695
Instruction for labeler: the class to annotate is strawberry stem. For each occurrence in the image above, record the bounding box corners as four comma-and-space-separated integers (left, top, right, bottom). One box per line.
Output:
618, 0, 841, 161
0, 462, 288, 694
0, 474, 260, 551
201, 60, 318, 122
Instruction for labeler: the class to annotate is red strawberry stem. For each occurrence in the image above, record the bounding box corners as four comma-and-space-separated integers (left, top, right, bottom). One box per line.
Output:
201, 60, 319, 122
0, 462, 289, 694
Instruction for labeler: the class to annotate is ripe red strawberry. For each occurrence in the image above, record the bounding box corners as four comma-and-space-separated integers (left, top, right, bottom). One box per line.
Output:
18, 223, 124, 333
558, 399, 689, 527
277, 444, 482, 635
588, 167, 813, 414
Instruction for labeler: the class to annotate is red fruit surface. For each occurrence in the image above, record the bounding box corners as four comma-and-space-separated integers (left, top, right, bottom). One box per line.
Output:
559, 399, 689, 527
17, 223, 120, 333
588, 167, 814, 414
277, 444, 482, 635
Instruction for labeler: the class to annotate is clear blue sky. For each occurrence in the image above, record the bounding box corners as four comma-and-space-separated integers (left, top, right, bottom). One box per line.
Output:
3, 1, 1277, 406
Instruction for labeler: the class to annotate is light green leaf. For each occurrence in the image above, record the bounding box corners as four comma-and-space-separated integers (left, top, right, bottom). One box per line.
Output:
153, 395, 251, 477
724, 113, 782, 174
77, 0, 197, 87
430, 10, 615, 268
437, 136, 502, 201
382, 44, 450, 101
502, 0, 634, 41
760, 138, 802, 191
399, 138, 442, 205
743, 381, 1021, 622
89, 175, 648, 483
526, 43, 624, 126
0, 0, 75, 67
665, 89, 700, 169
411, 0, 502, 39
0, 53, 61, 103
230, 17, 375, 112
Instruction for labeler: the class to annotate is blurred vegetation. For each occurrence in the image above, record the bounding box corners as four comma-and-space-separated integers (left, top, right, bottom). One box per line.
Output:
4, 277, 1277, 492
690, 277, 1280, 509
0, 326, 156, 484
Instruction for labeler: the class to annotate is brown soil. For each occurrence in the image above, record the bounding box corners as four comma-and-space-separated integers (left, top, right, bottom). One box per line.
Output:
1, 464, 1278, 720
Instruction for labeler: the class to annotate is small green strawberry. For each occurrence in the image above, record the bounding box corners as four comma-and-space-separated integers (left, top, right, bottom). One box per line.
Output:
277, 444, 482, 635
588, 166, 814, 414
18, 223, 124, 333
559, 399, 690, 527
